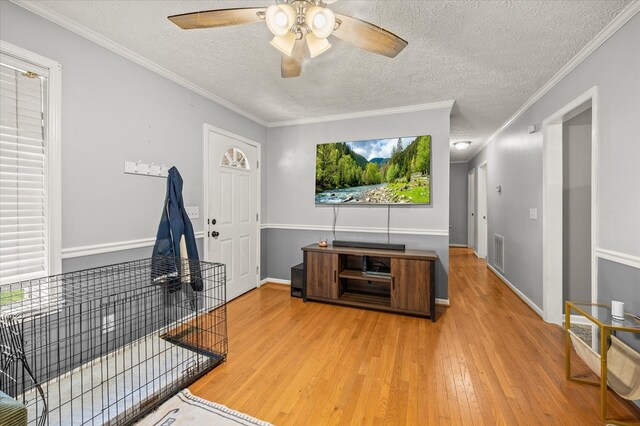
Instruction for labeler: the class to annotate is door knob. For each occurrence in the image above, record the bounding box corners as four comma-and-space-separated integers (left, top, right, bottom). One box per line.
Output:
211, 231, 220, 238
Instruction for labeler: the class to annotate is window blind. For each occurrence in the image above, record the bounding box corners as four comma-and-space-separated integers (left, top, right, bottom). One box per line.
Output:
0, 60, 49, 285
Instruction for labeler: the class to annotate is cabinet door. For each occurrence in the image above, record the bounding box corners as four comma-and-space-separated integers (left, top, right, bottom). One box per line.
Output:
306, 252, 339, 299
390, 258, 430, 313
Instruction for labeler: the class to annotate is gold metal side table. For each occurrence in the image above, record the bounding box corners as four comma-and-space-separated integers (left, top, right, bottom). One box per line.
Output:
565, 301, 640, 425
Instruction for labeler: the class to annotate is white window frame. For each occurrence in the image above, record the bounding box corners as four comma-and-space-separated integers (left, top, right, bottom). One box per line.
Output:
1, 41, 62, 286
220, 147, 251, 170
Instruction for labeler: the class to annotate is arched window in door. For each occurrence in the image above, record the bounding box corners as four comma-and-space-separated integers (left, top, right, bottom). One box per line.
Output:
221, 147, 250, 169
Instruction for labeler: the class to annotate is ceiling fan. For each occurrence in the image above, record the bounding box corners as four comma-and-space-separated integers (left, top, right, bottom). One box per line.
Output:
168, 0, 408, 78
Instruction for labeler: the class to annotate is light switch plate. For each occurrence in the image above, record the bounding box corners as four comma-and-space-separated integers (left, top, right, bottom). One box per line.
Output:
186, 206, 199, 219
529, 208, 538, 220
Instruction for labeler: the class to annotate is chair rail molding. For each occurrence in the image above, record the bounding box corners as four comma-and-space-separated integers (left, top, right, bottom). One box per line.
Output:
62, 232, 205, 259
595, 248, 640, 270
260, 223, 449, 237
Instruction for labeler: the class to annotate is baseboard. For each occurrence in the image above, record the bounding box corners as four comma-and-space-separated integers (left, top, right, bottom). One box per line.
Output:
260, 278, 291, 286
260, 278, 450, 307
568, 314, 592, 326
448, 244, 468, 248
487, 264, 543, 318
473, 251, 480, 258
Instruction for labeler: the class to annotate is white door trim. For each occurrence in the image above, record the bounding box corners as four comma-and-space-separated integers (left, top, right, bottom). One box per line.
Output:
203, 124, 262, 288
467, 169, 475, 249
542, 86, 599, 325
477, 161, 488, 259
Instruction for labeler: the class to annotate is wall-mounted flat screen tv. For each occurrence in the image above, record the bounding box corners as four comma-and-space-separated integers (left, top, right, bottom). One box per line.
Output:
315, 136, 431, 205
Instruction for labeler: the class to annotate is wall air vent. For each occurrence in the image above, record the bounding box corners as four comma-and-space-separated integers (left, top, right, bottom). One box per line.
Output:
494, 234, 505, 272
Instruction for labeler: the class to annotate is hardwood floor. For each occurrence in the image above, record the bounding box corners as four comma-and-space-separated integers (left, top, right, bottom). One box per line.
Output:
190, 248, 639, 425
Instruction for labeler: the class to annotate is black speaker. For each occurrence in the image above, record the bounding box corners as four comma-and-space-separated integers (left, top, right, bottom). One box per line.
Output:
290, 263, 303, 298
332, 240, 405, 251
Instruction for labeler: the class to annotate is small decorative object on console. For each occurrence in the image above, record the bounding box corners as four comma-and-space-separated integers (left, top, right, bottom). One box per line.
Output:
319, 238, 328, 247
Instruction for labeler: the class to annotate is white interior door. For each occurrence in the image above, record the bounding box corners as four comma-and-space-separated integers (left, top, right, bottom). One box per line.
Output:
477, 162, 488, 259
206, 128, 259, 301
468, 170, 475, 249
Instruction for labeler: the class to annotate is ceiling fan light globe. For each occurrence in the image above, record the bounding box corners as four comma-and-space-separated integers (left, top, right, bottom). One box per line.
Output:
314, 14, 326, 29
271, 32, 297, 56
266, 4, 295, 37
306, 33, 331, 58
275, 11, 288, 27
306, 6, 335, 39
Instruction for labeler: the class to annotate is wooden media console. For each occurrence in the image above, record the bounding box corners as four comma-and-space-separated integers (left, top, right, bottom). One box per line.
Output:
301, 244, 438, 321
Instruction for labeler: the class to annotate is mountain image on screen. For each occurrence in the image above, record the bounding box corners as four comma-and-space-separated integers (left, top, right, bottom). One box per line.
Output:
315, 136, 431, 205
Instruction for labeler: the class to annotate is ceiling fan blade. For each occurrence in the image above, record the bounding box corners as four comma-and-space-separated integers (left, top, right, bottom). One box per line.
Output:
168, 8, 266, 30
281, 39, 305, 78
332, 13, 407, 58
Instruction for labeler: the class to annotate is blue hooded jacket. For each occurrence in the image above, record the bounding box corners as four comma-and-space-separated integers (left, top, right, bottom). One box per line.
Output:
151, 167, 203, 291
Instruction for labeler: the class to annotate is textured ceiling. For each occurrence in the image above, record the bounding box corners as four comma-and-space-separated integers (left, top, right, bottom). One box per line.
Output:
19, 0, 630, 161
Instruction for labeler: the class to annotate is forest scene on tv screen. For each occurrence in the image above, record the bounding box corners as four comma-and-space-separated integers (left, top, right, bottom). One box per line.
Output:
315, 136, 431, 205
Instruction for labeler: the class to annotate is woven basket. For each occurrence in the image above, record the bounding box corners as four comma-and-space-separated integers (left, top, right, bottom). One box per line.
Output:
607, 335, 640, 400
569, 329, 601, 376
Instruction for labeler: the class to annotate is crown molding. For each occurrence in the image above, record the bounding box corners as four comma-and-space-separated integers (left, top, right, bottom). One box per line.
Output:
267, 100, 456, 128
11, 0, 269, 127
10, 0, 457, 131
11, 0, 455, 130
466, 1, 640, 162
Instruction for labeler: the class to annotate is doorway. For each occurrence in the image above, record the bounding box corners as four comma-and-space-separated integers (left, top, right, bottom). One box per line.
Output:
477, 161, 488, 259
467, 170, 475, 249
542, 87, 598, 325
563, 107, 592, 306
203, 125, 261, 301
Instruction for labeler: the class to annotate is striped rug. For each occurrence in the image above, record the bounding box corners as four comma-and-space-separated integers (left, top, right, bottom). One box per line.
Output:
136, 389, 271, 426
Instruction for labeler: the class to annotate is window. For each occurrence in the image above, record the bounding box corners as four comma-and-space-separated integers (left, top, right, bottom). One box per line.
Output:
220, 147, 249, 169
0, 42, 61, 290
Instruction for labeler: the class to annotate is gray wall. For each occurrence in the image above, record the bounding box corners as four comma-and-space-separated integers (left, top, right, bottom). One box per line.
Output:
598, 258, 640, 352
468, 15, 640, 312
598, 257, 640, 408
0, 2, 267, 268
449, 163, 468, 246
265, 107, 451, 299
1, 4, 256, 398
562, 109, 592, 303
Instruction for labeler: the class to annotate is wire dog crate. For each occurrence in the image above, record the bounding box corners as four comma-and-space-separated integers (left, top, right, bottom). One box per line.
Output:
0, 256, 227, 426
